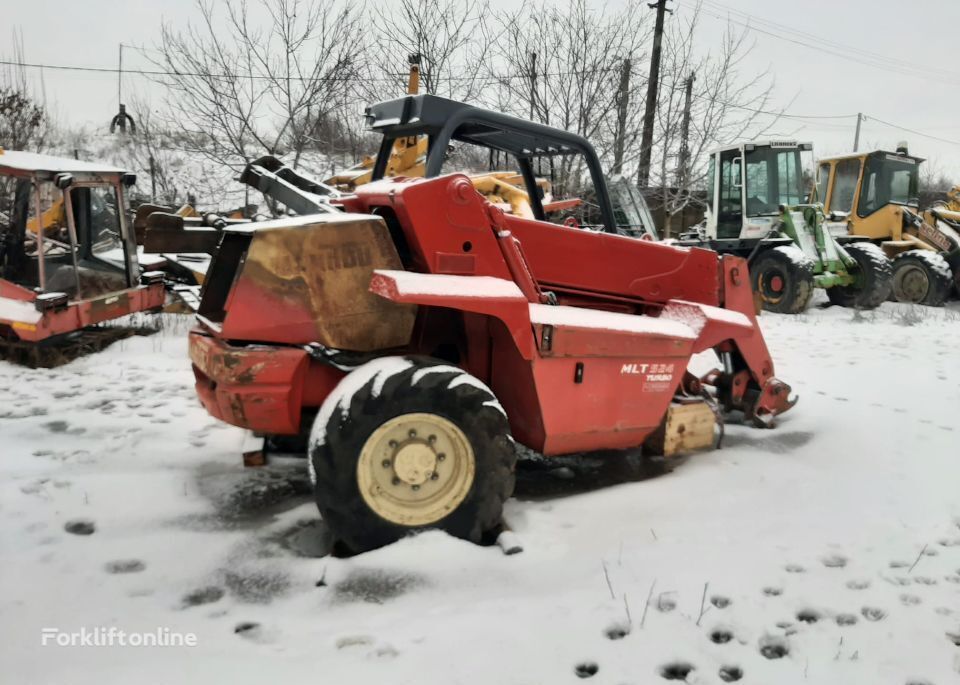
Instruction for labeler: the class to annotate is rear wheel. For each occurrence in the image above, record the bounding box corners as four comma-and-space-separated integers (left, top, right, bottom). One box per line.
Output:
308, 356, 516, 553
890, 250, 952, 306
826, 242, 892, 309
750, 245, 814, 314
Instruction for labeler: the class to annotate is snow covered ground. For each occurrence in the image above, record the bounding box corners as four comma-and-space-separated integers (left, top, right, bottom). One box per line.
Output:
1, 300, 959, 685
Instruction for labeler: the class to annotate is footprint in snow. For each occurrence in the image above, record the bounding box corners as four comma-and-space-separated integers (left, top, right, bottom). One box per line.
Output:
182, 586, 225, 607
900, 594, 922, 606
821, 554, 848, 568
574, 662, 599, 679
913, 576, 937, 586
836, 613, 858, 626
64, 519, 96, 536
604, 623, 630, 640
104, 559, 146, 574
336, 635, 374, 649
846, 579, 871, 590
659, 662, 694, 680
890, 560, 910, 569
759, 636, 789, 660
710, 628, 734, 644
718, 665, 743, 682
796, 609, 821, 624
763, 587, 783, 597
861, 606, 887, 622
710, 595, 731, 609
785, 564, 806, 574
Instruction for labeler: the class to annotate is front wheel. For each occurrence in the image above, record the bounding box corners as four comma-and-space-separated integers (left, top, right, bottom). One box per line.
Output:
890, 250, 952, 306
826, 242, 892, 309
308, 356, 516, 554
750, 245, 815, 314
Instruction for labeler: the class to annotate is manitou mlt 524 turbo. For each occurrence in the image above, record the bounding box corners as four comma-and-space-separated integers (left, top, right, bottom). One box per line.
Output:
187, 96, 796, 552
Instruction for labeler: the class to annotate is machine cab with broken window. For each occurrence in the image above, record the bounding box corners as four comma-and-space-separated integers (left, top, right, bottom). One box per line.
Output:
0, 150, 165, 357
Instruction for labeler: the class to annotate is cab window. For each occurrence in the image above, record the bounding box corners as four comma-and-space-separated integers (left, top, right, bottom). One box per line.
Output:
830, 159, 860, 213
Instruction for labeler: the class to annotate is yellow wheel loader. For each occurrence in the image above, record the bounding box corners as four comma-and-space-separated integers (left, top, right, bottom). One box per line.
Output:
815, 147, 959, 304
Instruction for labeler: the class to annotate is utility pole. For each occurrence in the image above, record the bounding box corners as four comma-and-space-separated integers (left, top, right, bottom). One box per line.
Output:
637, 0, 671, 188
853, 112, 863, 152
529, 52, 538, 121
677, 73, 695, 190
612, 58, 632, 176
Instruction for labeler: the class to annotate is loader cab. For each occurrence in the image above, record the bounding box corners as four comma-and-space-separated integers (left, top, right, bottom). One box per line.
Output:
0, 151, 140, 300
816, 149, 921, 241
702, 141, 813, 243
364, 94, 645, 236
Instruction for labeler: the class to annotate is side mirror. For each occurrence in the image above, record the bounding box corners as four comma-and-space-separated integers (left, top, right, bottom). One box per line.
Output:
121, 172, 137, 187
54, 173, 73, 189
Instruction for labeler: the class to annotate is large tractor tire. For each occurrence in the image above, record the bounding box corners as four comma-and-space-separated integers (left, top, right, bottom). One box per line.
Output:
750, 245, 815, 314
308, 356, 516, 554
826, 242, 892, 309
890, 250, 952, 306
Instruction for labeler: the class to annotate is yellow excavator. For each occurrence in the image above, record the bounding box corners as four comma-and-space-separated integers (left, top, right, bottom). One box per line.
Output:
816, 146, 959, 304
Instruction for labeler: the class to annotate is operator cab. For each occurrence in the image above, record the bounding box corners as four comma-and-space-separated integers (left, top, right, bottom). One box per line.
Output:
696, 141, 813, 244
816, 148, 921, 218
364, 94, 658, 239
0, 151, 140, 300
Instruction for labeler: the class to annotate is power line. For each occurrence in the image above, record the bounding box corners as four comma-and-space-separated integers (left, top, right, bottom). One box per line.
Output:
697, 0, 960, 84
865, 115, 960, 147
5, 57, 959, 148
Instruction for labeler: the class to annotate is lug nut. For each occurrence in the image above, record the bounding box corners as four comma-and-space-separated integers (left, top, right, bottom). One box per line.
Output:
392, 477, 400, 486
381, 459, 391, 468
412, 484, 420, 491
428, 434, 437, 443
437, 453, 446, 461
388, 440, 398, 448
430, 472, 439, 481
408, 429, 417, 438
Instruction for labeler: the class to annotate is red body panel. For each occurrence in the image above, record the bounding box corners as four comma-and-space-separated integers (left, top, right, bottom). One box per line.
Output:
0, 283, 166, 342
191, 173, 794, 444
190, 329, 344, 434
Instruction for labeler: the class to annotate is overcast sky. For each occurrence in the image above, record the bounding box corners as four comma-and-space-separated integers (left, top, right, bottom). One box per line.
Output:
4, 0, 960, 180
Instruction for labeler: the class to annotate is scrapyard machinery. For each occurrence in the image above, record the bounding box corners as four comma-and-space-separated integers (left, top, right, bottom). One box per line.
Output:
815, 147, 960, 304
0, 150, 165, 366
187, 95, 796, 553
678, 141, 892, 313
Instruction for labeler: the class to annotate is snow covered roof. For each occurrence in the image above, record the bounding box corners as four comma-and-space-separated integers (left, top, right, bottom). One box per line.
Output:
710, 140, 813, 154
0, 150, 127, 177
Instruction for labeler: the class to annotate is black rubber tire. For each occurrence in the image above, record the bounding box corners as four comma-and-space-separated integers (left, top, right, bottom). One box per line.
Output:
309, 356, 516, 554
890, 250, 953, 306
826, 242, 892, 309
750, 245, 814, 314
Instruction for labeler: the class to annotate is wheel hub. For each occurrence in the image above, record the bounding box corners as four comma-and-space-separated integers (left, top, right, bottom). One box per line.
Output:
356, 413, 475, 526
896, 265, 929, 302
393, 442, 437, 486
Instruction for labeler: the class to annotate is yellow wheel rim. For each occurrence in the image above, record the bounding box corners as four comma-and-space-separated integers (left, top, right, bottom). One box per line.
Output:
356, 412, 475, 527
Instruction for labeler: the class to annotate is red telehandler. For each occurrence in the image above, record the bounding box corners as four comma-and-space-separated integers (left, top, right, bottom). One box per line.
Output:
188, 95, 796, 553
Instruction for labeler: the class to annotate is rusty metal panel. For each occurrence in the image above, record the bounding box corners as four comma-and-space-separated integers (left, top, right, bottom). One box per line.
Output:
221, 214, 416, 350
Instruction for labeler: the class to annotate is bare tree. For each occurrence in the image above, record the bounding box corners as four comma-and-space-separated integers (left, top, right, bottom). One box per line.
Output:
367, 0, 494, 102
649, 3, 782, 235
0, 32, 50, 151
490, 0, 652, 195
152, 0, 366, 172
0, 87, 47, 151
